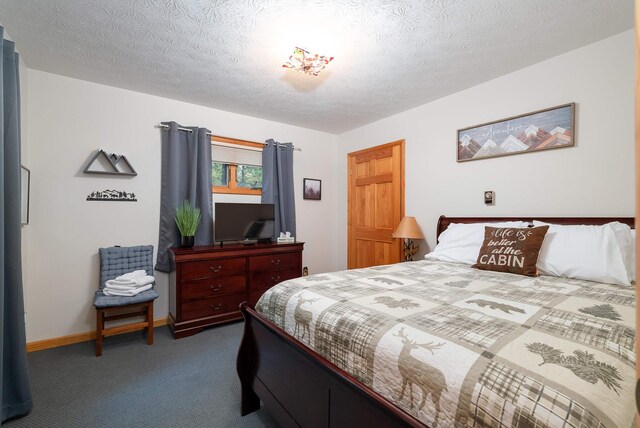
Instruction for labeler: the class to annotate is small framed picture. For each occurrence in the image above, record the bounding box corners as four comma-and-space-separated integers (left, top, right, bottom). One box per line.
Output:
21, 166, 30, 225
303, 178, 321, 200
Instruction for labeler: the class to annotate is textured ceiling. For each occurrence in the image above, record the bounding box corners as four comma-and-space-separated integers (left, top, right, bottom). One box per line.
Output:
0, 0, 633, 134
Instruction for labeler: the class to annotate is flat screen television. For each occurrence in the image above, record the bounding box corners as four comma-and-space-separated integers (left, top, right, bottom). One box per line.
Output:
214, 202, 275, 244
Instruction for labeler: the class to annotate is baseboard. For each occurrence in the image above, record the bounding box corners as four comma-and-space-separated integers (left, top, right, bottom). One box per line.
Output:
26, 317, 169, 353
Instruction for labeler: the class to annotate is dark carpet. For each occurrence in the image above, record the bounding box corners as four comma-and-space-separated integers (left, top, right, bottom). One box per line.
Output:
5, 322, 279, 427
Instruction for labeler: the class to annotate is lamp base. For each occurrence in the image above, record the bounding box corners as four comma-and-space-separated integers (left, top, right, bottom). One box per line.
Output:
403, 239, 419, 262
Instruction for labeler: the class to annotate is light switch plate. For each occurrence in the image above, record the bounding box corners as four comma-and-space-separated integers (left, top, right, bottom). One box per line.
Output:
484, 191, 495, 205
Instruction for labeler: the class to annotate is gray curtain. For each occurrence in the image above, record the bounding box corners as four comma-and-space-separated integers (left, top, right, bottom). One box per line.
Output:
155, 122, 213, 272
1, 27, 33, 422
261, 139, 296, 237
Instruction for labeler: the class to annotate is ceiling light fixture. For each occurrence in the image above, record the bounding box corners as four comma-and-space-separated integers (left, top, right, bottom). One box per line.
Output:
282, 47, 334, 76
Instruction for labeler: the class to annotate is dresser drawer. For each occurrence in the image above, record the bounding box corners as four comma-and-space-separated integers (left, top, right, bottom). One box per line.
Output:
180, 257, 246, 282
250, 252, 299, 272
181, 275, 246, 300
250, 267, 301, 290
181, 294, 245, 321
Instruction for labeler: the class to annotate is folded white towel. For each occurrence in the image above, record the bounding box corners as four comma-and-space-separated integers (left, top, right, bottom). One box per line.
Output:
134, 275, 155, 287
115, 270, 147, 281
107, 279, 137, 286
105, 275, 155, 289
105, 284, 141, 291
103, 284, 153, 297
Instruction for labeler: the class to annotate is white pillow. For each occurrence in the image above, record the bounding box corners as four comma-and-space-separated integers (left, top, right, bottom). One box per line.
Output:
533, 221, 631, 286
609, 222, 634, 283
426, 221, 526, 265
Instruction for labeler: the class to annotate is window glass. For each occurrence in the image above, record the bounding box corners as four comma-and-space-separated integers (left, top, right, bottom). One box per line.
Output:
212, 162, 229, 186
236, 165, 262, 189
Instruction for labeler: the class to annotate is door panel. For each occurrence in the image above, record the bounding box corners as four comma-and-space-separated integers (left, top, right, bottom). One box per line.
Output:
355, 162, 369, 178
374, 242, 391, 266
375, 182, 393, 229
355, 185, 374, 227
348, 140, 404, 269
374, 157, 393, 174
355, 240, 375, 268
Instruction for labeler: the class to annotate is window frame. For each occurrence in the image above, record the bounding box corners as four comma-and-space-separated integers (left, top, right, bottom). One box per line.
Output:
211, 136, 263, 196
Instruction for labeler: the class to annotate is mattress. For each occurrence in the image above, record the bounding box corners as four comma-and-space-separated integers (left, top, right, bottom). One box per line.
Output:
255, 260, 636, 427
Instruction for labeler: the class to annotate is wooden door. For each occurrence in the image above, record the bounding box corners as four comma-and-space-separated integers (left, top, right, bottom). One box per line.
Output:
348, 140, 404, 269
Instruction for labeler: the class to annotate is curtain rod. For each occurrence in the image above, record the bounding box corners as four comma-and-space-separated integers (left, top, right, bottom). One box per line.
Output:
156, 124, 301, 151
156, 123, 211, 135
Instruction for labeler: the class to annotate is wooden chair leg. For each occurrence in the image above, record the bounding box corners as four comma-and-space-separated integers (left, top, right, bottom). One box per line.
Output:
147, 302, 154, 345
96, 309, 104, 357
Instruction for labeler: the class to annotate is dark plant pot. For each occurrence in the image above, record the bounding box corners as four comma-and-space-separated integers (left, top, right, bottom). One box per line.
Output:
180, 235, 195, 248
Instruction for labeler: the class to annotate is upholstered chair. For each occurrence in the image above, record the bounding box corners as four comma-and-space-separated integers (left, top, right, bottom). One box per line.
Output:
93, 245, 159, 356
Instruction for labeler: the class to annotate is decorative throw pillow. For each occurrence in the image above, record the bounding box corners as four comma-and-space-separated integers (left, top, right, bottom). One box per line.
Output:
473, 226, 549, 276
425, 221, 527, 265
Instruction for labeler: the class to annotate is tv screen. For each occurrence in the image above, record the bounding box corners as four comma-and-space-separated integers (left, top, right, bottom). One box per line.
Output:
214, 203, 275, 242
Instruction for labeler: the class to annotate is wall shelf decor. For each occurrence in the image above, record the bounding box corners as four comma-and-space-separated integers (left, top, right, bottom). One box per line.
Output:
87, 190, 137, 202
83, 149, 137, 176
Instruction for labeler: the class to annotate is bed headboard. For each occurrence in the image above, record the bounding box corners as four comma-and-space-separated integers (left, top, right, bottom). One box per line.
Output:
436, 215, 635, 242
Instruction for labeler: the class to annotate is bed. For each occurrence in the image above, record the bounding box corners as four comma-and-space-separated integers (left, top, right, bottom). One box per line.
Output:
237, 216, 636, 427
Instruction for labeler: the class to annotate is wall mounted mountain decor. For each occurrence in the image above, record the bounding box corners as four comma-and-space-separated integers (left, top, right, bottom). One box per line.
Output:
87, 190, 137, 202
83, 149, 137, 176
457, 103, 575, 162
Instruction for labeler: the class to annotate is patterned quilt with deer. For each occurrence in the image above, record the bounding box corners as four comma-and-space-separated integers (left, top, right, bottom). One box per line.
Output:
255, 260, 636, 428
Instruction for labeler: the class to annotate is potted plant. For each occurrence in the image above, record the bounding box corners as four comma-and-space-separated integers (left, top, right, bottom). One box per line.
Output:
174, 201, 201, 248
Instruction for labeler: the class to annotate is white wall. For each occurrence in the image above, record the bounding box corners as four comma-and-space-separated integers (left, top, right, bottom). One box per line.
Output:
24, 70, 339, 342
336, 30, 635, 268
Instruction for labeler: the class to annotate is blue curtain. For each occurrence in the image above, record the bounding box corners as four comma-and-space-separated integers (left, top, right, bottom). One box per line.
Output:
155, 122, 213, 272
261, 139, 296, 237
0, 27, 32, 422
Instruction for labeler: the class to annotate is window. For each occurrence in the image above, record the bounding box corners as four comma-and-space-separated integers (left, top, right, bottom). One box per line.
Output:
211, 136, 263, 195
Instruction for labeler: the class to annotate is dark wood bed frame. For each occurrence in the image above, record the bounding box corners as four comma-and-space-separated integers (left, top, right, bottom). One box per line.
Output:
237, 215, 634, 428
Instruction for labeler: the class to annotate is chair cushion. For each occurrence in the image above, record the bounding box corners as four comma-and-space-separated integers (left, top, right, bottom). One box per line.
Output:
93, 289, 159, 308
99, 245, 154, 289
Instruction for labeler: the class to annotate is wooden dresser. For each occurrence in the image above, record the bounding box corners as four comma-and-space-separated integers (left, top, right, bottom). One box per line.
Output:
169, 242, 304, 338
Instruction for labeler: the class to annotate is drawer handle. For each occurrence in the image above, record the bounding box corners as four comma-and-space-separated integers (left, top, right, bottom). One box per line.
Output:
271, 275, 280, 282
210, 284, 223, 292
210, 265, 222, 273
271, 259, 281, 265
210, 304, 222, 311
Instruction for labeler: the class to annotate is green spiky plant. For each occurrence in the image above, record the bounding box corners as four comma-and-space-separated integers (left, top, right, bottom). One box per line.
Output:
174, 201, 201, 237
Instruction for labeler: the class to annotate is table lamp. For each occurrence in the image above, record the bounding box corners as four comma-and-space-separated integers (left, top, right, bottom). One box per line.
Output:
392, 216, 425, 261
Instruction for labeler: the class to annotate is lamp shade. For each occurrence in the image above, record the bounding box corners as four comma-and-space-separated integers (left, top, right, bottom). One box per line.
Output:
392, 216, 425, 240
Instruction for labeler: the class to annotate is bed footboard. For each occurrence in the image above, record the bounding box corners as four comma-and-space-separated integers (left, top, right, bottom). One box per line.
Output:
236, 306, 260, 416
236, 302, 426, 428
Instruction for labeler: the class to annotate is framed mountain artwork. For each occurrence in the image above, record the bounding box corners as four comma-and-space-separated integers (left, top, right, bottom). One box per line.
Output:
457, 103, 575, 162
